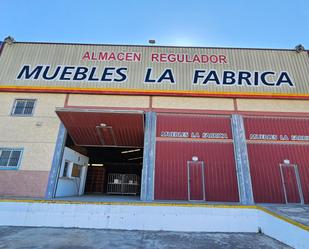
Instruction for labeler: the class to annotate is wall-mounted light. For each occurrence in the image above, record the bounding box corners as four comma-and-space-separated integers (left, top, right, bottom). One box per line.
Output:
283, 159, 290, 164
295, 44, 305, 53
192, 156, 199, 162
4, 36, 15, 45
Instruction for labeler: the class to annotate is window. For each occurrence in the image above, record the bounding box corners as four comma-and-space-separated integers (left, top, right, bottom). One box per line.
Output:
71, 164, 81, 177
11, 99, 36, 116
0, 148, 23, 169
62, 161, 70, 177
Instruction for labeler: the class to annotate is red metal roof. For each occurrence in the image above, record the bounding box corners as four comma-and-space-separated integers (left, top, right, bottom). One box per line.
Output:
56, 109, 144, 147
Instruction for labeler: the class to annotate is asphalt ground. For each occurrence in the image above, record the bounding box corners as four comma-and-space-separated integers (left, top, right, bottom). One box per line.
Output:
0, 226, 291, 249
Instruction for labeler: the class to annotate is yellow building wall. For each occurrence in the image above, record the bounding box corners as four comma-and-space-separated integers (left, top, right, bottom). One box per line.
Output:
68, 94, 150, 108
236, 99, 309, 113
2, 93, 308, 172
2, 91, 309, 198
152, 96, 235, 110
0, 142, 55, 171
0, 92, 66, 171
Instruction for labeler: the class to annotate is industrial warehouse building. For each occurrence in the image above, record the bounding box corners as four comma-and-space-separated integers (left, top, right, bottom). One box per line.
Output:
0, 38, 309, 205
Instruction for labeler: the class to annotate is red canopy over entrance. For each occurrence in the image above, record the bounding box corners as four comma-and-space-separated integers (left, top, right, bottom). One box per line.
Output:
56, 108, 144, 148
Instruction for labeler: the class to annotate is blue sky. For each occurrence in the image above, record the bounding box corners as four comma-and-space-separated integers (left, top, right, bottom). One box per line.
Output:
1, 0, 308, 49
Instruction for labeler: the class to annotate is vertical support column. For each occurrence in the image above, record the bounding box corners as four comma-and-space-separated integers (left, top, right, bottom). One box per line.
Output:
231, 114, 254, 205
140, 112, 156, 201
45, 123, 67, 199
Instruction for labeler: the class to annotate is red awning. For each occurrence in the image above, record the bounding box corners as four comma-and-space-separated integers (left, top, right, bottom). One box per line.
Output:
56, 109, 144, 147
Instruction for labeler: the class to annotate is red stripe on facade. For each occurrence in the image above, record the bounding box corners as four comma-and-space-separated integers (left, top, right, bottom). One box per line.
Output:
57, 106, 309, 118
2, 87, 309, 100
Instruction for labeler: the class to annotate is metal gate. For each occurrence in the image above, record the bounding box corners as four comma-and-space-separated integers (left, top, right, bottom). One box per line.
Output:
107, 173, 140, 195
187, 161, 205, 201
279, 163, 304, 204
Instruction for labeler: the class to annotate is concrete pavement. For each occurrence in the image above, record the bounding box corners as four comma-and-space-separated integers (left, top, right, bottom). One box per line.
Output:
262, 204, 309, 227
0, 227, 291, 249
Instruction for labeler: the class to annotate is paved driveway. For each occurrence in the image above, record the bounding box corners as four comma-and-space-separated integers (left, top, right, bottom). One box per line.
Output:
0, 227, 291, 249
262, 204, 309, 226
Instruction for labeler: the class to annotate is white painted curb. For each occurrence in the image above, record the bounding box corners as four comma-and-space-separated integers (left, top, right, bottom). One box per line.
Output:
0, 202, 308, 249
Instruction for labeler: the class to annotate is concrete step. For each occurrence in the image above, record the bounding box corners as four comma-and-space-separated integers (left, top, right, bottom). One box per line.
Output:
0, 199, 308, 249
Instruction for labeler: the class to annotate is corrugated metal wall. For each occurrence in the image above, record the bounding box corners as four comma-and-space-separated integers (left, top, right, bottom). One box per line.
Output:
154, 114, 239, 202
247, 143, 309, 203
244, 116, 309, 139
244, 116, 309, 204
156, 113, 233, 138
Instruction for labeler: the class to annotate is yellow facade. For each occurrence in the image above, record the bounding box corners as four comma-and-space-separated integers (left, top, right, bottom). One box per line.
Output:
0, 92, 65, 171
152, 96, 234, 110
237, 98, 309, 113
1, 41, 309, 201
1, 91, 309, 197
68, 94, 150, 108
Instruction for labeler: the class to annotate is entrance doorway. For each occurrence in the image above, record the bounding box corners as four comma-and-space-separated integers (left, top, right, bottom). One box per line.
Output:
84, 147, 142, 196
187, 161, 205, 201
55, 109, 145, 200
279, 161, 304, 204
